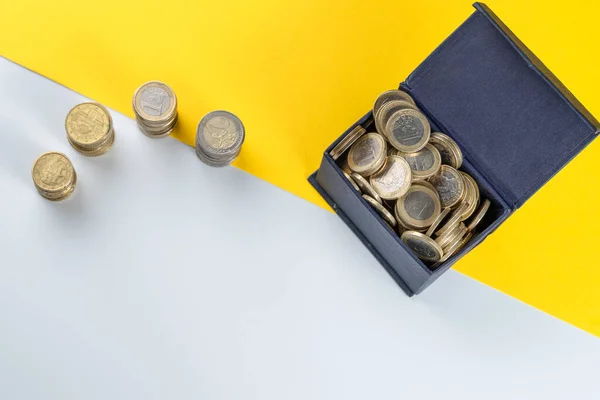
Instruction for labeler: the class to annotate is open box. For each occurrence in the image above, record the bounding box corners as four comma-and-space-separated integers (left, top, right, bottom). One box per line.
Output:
309, 2, 599, 296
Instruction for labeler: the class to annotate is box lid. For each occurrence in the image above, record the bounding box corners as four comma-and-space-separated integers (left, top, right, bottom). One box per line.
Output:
402, 2, 599, 208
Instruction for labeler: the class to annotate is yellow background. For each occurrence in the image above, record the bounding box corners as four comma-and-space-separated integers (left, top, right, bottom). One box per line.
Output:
1, 1, 599, 335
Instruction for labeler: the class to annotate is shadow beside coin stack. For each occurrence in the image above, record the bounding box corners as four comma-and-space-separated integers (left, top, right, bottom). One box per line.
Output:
32, 80, 247, 201
330, 89, 491, 268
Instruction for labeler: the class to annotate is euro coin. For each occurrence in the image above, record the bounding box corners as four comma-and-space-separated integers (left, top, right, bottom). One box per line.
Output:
196, 110, 245, 167
330, 125, 366, 160
363, 194, 396, 227
425, 207, 452, 237
401, 231, 443, 262
351, 172, 382, 203
395, 182, 442, 230
466, 199, 491, 232
31, 152, 77, 201
429, 132, 463, 169
343, 171, 360, 192
396, 143, 442, 180
347, 132, 387, 176
369, 155, 412, 200
65, 102, 114, 156
132, 81, 178, 138
428, 165, 465, 209
384, 109, 430, 153
373, 89, 416, 116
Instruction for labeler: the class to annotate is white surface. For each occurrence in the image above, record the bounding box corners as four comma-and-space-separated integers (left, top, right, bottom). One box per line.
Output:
0, 56, 599, 399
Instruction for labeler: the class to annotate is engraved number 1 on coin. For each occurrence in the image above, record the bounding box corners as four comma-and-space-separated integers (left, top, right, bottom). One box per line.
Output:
141, 100, 164, 115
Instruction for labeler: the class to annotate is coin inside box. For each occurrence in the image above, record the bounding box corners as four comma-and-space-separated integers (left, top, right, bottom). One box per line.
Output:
309, 2, 599, 295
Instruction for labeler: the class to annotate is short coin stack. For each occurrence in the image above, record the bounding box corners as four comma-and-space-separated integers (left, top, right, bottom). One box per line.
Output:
339, 89, 491, 267
195, 110, 245, 167
132, 81, 178, 138
31, 152, 77, 201
65, 102, 115, 156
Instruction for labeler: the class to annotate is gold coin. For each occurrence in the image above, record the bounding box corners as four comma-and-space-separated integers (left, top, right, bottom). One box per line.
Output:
340, 156, 352, 174
65, 103, 114, 155
352, 172, 382, 203
32, 152, 76, 201
373, 89, 416, 116
435, 202, 468, 236
363, 194, 396, 227
436, 222, 467, 249
330, 125, 366, 160
374, 100, 419, 136
429, 132, 463, 169
428, 165, 465, 209
466, 199, 491, 232
401, 231, 443, 262
384, 109, 430, 153
425, 207, 452, 237
347, 133, 387, 176
396, 144, 442, 180
395, 183, 442, 230
459, 172, 479, 220
435, 231, 473, 266
369, 155, 412, 200
342, 171, 360, 192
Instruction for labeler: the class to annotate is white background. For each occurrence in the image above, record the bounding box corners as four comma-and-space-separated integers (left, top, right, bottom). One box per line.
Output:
1, 57, 599, 399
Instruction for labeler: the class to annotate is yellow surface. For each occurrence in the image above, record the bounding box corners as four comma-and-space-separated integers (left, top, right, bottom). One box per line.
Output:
1, 1, 599, 335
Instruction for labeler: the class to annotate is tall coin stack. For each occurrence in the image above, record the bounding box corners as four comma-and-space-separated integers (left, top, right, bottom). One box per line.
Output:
132, 81, 178, 138
195, 110, 245, 167
65, 102, 115, 156
31, 152, 77, 201
334, 89, 492, 267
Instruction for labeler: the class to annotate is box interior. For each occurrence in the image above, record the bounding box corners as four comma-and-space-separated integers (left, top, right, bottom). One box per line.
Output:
403, 6, 599, 209
331, 113, 511, 274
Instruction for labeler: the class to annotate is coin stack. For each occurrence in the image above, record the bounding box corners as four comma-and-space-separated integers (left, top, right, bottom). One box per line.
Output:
65, 102, 115, 156
132, 81, 178, 138
338, 89, 492, 267
195, 110, 245, 167
31, 152, 77, 201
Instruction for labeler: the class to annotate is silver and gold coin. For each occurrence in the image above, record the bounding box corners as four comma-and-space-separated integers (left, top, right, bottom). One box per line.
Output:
196, 110, 245, 167
347, 132, 387, 176
425, 207, 452, 237
363, 194, 396, 227
436, 222, 467, 249
132, 81, 178, 138
373, 89, 416, 116
330, 125, 366, 160
435, 231, 473, 266
32, 152, 77, 201
65, 102, 114, 156
396, 143, 441, 180
351, 172, 382, 203
343, 171, 360, 192
395, 182, 441, 230
401, 231, 443, 262
428, 165, 465, 209
459, 171, 479, 220
369, 155, 412, 200
374, 99, 419, 135
384, 108, 430, 153
467, 199, 491, 232
429, 132, 463, 169
435, 202, 468, 237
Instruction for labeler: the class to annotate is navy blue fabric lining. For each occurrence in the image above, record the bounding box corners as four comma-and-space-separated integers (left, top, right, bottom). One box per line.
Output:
403, 7, 598, 208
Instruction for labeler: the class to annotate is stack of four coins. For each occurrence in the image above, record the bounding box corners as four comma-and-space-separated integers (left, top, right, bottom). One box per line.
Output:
32, 152, 77, 201
132, 81, 178, 138
65, 103, 115, 156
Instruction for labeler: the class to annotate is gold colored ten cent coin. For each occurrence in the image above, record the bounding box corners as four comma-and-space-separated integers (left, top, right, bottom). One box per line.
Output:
32, 152, 77, 201
65, 102, 115, 156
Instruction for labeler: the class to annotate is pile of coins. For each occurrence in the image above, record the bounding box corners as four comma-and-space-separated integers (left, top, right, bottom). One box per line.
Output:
333, 89, 492, 267
195, 110, 245, 167
32, 152, 77, 201
65, 103, 115, 156
132, 81, 178, 138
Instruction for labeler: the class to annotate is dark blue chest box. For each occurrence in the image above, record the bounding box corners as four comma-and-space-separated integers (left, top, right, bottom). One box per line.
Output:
309, 2, 599, 296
